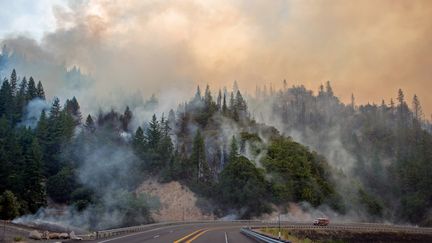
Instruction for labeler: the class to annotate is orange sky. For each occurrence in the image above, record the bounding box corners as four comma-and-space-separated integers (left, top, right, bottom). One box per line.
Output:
2, 0, 432, 117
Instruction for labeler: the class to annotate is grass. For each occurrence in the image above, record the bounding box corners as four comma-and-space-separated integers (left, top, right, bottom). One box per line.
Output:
259, 227, 347, 243
260, 227, 313, 243
13, 236, 24, 242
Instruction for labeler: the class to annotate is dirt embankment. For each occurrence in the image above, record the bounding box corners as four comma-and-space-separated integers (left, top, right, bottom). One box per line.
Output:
136, 179, 214, 222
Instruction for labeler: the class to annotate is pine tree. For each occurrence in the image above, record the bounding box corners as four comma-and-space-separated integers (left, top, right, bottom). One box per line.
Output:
146, 114, 161, 150
351, 94, 355, 109
412, 95, 423, 121
158, 117, 174, 169
15, 77, 28, 120
222, 93, 228, 115
193, 86, 202, 102
27, 77, 37, 101
120, 106, 133, 131
167, 109, 176, 131
0, 79, 13, 118
84, 114, 96, 132
325, 81, 334, 96
36, 81, 45, 100
318, 84, 325, 96
10, 69, 17, 96
217, 89, 222, 110
133, 126, 146, 148
65, 97, 82, 125
133, 126, 146, 161
397, 89, 405, 106
36, 110, 49, 150
229, 135, 239, 163
235, 90, 247, 120
233, 80, 239, 94
191, 130, 210, 182
44, 97, 63, 176
23, 138, 46, 212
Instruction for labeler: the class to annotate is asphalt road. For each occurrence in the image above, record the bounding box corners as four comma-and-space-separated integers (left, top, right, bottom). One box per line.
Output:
90, 222, 255, 243
89, 221, 432, 243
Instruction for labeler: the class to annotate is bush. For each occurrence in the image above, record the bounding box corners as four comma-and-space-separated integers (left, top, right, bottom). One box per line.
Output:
0, 190, 20, 220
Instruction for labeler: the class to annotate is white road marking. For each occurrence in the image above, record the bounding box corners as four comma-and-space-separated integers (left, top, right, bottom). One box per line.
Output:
97, 225, 178, 243
153, 234, 160, 238
225, 232, 228, 243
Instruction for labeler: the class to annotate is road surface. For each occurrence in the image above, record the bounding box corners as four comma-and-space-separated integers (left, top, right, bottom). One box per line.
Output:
90, 221, 432, 243
90, 222, 255, 243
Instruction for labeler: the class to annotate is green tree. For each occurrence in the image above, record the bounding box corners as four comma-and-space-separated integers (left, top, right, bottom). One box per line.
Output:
219, 156, 270, 218
84, 114, 96, 132
0, 79, 13, 119
65, 97, 82, 125
14, 77, 28, 122
146, 114, 161, 150
10, 69, 17, 96
36, 81, 45, 100
22, 139, 46, 212
191, 130, 211, 182
228, 135, 239, 163
46, 167, 76, 203
0, 190, 20, 220
26, 77, 37, 101
120, 106, 133, 131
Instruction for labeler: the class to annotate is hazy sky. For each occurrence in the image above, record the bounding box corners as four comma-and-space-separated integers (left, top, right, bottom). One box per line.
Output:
1, 0, 431, 117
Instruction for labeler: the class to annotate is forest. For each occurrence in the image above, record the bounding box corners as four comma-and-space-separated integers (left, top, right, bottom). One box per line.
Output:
0, 68, 431, 229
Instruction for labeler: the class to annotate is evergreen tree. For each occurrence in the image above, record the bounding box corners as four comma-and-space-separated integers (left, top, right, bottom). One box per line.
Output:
228, 135, 239, 163
158, 117, 174, 169
219, 156, 270, 218
133, 126, 146, 163
397, 89, 405, 105
22, 139, 46, 212
412, 95, 423, 122
0, 79, 13, 118
232, 80, 239, 94
44, 97, 64, 176
26, 77, 37, 101
133, 126, 146, 149
193, 86, 202, 105
14, 77, 28, 121
325, 81, 334, 96
146, 114, 161, 150
10, 69, 17, 96
65, 97, 82, 125
216, 89, 222, 110
0, 190, 20, 220
84, 114, 96, 132
36, 81, 45, 100
120, 106, 133, 131
191, 130, 211, 182
36, 110, 49, 151
222, 93, 228, 115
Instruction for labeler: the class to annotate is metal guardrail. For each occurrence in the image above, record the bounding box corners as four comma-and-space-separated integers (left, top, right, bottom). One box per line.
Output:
240, 227, 290, 243
93, 220, 432, 240
95, 220, 261, 239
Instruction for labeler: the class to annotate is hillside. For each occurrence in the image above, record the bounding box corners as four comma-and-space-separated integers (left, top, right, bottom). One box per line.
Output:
1, 70, 432, 230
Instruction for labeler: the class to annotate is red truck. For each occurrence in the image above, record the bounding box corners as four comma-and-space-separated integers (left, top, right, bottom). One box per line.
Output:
313, 218, 330, 226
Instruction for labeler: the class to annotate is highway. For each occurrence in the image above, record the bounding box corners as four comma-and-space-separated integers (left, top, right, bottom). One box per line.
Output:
90, 222, 255, 243
88, 221, 432, 243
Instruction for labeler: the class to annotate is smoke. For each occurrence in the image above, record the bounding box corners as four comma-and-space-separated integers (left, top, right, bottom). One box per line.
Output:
14, 126, 160, 231
19, 98, 50, 128
2, 0, 432, 115
275, 202, 375, 224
